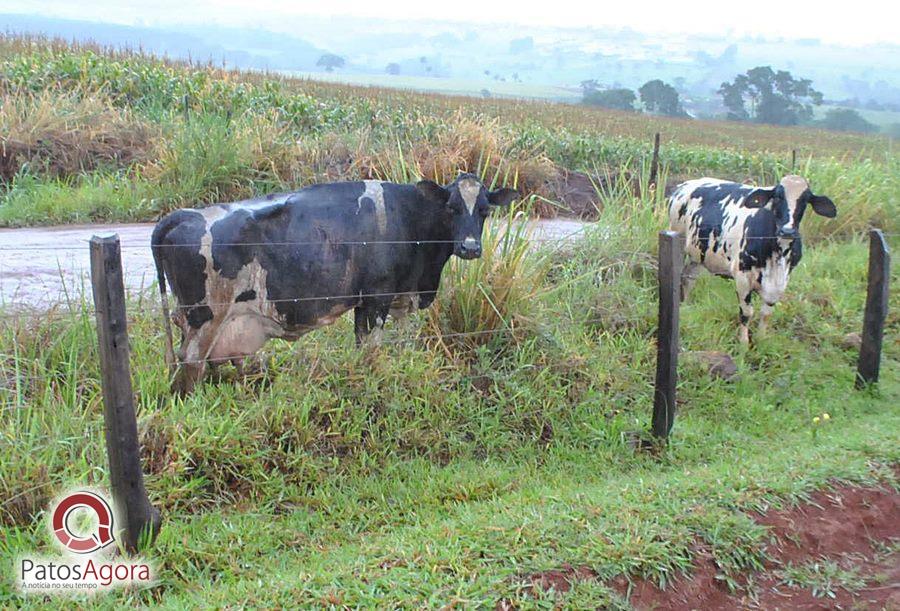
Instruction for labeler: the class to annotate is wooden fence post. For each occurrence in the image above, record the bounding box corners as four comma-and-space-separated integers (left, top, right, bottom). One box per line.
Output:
652, 231, 683, 439
649, 132, 661, 189
856, 229, 890, 389
90, 235, 161, 553
791, 149, 797, 171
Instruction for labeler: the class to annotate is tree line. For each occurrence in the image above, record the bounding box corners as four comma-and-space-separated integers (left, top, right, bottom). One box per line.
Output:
581, 67, 881, 134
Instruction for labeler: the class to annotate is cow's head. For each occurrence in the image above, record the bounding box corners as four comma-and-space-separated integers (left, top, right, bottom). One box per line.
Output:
744, 175, 837, 239
416, 173, 519, 259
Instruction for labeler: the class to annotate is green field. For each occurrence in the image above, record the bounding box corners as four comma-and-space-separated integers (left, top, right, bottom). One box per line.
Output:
0, 36, 898, 608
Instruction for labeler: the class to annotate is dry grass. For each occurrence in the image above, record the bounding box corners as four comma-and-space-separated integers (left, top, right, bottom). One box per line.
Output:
0, 89, 157, 182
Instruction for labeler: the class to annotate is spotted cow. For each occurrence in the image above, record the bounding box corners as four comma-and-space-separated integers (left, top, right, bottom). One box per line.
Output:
668, 175, 836, 344
151, 173, 518, 394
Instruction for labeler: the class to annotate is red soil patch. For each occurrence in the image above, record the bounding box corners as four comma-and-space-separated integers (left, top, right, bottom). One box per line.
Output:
546, 169, 602, 219
616, 482, 900, 610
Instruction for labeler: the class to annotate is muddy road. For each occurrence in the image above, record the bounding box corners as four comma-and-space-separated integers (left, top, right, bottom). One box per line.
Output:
0, 219, 589, 309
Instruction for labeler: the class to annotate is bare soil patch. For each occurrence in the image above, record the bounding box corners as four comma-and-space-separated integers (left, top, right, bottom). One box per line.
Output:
616, 482, 900, 610
520, 480, 899, 609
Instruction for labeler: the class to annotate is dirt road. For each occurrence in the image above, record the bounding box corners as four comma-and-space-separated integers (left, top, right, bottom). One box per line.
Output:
0, 218, 589, 308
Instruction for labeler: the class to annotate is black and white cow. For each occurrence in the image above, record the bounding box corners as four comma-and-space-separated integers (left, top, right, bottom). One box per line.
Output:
151, 173, 518, 394
668, 175, 836, 344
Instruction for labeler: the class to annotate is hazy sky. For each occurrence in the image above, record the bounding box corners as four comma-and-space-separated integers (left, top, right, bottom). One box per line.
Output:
1, 0, 897, 47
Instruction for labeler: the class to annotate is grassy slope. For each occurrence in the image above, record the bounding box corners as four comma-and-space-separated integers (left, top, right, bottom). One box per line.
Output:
1, 231, 897, 607
0, 38, 898, 607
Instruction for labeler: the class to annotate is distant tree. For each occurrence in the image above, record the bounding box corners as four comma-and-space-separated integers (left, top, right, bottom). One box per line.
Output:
385, 62, 401, 75
480, 89, 491, 98
580, 79, 600, 94
419, 56, 427, 63
818, 108, 877, 133
509, 36, 534, 53
886, 123, 900, 139
718, 66, 823, 125
583, 87, 636, 111
316, 54, 345, 72
639, 79, 686, 117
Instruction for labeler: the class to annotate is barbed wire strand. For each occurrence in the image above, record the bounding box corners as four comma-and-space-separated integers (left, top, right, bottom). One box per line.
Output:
0, 228, 896, 252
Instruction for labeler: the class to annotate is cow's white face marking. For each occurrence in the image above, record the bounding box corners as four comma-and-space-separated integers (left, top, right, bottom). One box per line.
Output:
779, 175, 809, 233
359, 180, 387, 233
458, 178, 480, 215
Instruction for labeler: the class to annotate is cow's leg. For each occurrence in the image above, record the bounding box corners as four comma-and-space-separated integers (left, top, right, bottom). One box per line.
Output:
172, 324, 214, 396
172, 358, 205, 396
758, 301, 776, 335
354, 298, 392, 347
680, 262, 703, 303
735, 274, 754, 345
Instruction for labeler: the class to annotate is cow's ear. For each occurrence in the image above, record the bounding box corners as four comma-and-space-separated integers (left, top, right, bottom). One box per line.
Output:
743, 187, 777, 208
810, 194, 837, 218
416, 180, 450, 204
488, 188, 519, 207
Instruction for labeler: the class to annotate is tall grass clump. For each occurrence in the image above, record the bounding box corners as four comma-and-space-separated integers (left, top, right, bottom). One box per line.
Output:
426, 201, 550, 351
145, 113, 301, 212
0, 307, 102, 527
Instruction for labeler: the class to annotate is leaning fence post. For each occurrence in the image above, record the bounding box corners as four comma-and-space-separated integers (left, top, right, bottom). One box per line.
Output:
856, 229, 890, 389
89, 235, 161, 553
652, 231, 683, 439
649, 132, 661, 189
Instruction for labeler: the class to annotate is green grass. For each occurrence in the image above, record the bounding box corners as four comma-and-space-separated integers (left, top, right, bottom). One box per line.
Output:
778, 559, 867, 600
1, 226, 897, 607
0, 34, 898, 608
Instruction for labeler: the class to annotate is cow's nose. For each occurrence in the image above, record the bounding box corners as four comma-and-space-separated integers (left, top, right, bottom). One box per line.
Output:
777, 228, 799, 238
457, 243, 482, 259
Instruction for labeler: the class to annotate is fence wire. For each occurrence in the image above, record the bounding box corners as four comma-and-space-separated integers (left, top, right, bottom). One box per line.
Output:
1, 230, 895, 252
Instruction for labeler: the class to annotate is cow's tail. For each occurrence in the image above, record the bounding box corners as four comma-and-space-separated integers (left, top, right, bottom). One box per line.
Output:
150, 224, 177, 373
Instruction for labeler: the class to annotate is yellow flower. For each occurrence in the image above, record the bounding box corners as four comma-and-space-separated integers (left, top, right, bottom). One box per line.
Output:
813, 416, 821, 424
823, 413, 831, 421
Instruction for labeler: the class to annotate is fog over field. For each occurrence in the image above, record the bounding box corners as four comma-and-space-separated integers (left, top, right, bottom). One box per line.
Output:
1, 5, 898, 112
